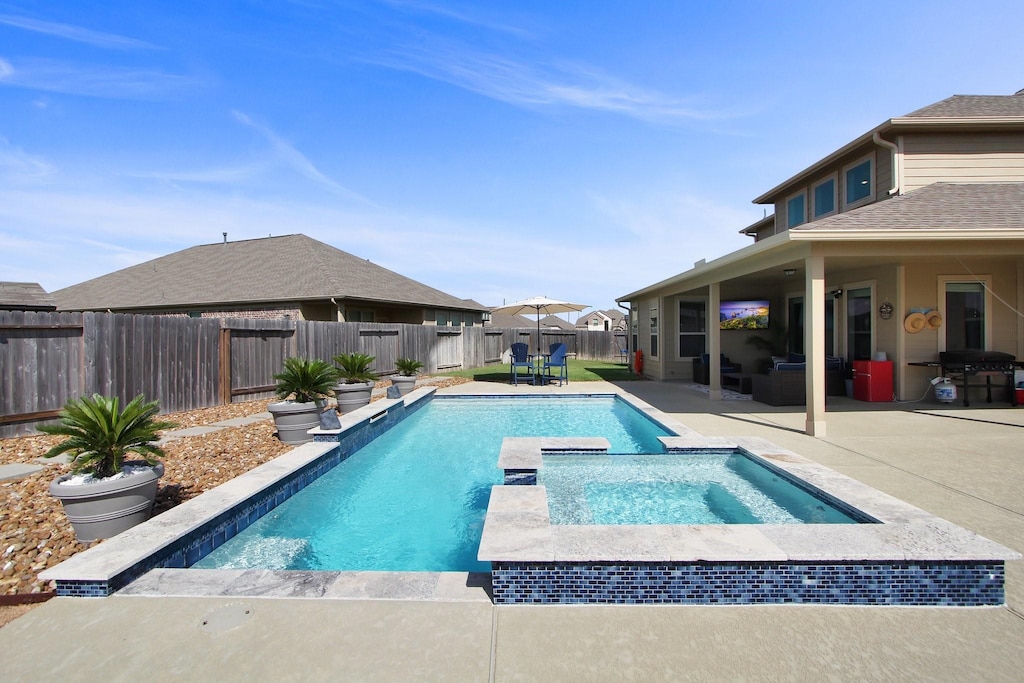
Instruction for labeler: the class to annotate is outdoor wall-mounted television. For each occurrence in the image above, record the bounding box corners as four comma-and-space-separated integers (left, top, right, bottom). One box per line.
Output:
720, 300, 770, 330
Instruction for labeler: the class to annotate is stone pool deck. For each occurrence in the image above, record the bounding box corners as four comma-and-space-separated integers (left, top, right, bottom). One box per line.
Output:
3, 380, 1024, 680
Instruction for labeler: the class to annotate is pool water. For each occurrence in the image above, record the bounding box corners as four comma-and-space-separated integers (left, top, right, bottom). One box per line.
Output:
194, 397, 671, 572
541, 451, 863, 525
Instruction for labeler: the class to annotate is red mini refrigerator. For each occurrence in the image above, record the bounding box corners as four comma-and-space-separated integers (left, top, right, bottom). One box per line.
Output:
852, 360, 893, 402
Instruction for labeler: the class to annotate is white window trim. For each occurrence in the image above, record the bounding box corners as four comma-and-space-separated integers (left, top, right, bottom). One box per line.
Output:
937, 274, 992, 353
649, 299, 660, 359
676, 296, 707, 360
843, 280, 876, 359
785, 190, 807, 228
811, 174, 838, 220
842, 153, 875, 210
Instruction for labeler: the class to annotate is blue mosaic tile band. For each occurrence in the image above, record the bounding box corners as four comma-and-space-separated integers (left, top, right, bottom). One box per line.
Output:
504, 469, 537, 485
491, 561, 1005, 606
52, 398, 428, 597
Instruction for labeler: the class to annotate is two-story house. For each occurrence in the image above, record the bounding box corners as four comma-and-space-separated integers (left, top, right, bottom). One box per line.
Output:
618, 89, 1024, 435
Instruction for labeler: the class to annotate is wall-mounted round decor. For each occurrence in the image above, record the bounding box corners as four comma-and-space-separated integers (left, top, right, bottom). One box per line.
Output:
879, 301, 894, 320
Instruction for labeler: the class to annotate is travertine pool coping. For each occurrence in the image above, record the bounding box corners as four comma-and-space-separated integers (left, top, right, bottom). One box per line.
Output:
478, 434, 1021, 565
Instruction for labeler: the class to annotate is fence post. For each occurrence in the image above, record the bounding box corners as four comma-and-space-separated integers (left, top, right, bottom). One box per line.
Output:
218, 327, 232, 405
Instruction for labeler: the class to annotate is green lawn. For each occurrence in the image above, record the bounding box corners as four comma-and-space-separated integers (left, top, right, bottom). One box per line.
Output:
439, 359, 636, 383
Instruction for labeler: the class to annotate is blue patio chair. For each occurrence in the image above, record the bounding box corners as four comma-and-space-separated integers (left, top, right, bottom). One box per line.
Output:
541, 343, 569, 386
510, 342, 533, 385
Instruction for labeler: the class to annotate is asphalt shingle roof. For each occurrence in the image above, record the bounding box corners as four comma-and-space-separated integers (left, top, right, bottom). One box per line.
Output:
790, 183, 1024, 233
903, 92, 1024, 118
0, 282, 57, 310
53, 234, 484, 312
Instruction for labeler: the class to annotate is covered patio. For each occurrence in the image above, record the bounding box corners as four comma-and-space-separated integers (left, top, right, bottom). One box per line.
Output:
618, 183, 1024, 436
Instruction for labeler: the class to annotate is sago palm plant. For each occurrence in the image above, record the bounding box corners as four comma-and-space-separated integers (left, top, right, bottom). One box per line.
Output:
39, 394, 176, 479
273, 357, 339, 404
333, 352, 379, 384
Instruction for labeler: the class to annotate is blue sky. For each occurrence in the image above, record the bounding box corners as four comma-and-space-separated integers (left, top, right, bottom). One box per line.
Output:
1, 1, 1022, 315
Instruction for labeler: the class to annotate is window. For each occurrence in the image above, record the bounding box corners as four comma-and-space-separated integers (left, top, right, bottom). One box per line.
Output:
944, 281, 987, 351
846, 286, 872, 361
649, 301, 659, 358
435, 310, 449, 326
678, 300, 706, 357
786, 192, 806, 228
812, 177, 836, 218
844, 157, 873, 207
346, 309, 374, 323
450, 311, 463, 327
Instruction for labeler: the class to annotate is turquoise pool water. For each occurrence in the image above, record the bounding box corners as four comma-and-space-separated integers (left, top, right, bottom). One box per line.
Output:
194, 396, 671, 572
541, 451, 863, 525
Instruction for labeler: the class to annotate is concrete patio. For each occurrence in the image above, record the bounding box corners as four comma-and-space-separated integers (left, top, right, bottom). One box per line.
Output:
2, 380, 1023, 681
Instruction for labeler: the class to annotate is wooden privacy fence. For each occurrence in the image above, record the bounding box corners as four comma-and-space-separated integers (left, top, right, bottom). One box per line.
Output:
0, 310, 627, 437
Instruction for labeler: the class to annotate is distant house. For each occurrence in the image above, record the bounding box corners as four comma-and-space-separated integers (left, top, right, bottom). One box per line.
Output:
539, 314, 576, 331
576, 309, 626, 332
0, 282, 57, 311
53, 234, 487, 325
618, 89, 1024, 435
487, 311, 535, 328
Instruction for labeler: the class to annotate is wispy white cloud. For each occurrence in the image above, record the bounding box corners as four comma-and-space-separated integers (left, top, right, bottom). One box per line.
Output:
0, 14, 158, 50
0, 136, 55, 180
231, 110, 376, 205
367, 41, 730, 124
376, 0, 535, 39
123, 163, 269, 186
0, 57, 200, 99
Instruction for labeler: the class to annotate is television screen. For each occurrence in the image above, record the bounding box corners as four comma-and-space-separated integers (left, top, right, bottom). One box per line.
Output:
720, 300, 770, 330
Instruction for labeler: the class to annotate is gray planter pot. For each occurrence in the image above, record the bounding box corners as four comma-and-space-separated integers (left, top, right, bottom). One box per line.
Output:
269, 400, 320, 444
334, 381, 374, 413
49, 462, 164, 542
391, 375, 417, 396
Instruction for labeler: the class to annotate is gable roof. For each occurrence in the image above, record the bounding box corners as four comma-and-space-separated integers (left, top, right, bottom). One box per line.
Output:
789, 183, 1024, 235
0, 282, 57, 311
488, 311, 535, 327
53, 234, 484, 313
903, 92, 1024, 119
539, 314, 575, 330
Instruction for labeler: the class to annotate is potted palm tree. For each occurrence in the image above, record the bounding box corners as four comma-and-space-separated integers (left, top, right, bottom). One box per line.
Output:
269, 357, 338, 444
333, 352, 378, 413
40, 394, 176, 542
391, 357, 424, 396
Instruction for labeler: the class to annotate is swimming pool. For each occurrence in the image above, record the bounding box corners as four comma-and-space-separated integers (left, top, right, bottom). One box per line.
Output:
41, 386, 1018, 606
194, 396, 672, 573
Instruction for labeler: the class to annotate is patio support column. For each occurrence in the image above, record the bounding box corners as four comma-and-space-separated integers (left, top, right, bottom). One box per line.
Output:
709, 282, 723, 401
805, 255, 826, 436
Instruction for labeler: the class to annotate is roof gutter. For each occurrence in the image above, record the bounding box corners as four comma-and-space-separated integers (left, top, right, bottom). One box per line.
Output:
872, 131, 900, 196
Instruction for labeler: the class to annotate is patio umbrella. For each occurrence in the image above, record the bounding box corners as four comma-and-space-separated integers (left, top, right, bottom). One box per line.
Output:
491, 295, 589, 357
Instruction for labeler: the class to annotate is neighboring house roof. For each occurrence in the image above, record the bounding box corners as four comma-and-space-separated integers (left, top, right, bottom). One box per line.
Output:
789, 183, 1024, 235
601, 309, 625, 322
539, 314, 575, 330
53, 234, 485, 313
488, 311, 535, 327
0, 282, 57, 311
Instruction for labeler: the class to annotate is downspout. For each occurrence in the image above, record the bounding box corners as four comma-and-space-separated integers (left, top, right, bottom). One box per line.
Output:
618, 301, 631, 370
872, 131, 900, 196
331, 297, 343, 322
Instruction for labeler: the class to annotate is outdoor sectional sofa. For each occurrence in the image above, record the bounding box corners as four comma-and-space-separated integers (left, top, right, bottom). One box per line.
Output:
751, 355, 846, 406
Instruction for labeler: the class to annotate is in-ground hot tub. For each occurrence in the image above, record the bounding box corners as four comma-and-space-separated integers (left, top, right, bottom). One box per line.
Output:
480, 435, 1019, 605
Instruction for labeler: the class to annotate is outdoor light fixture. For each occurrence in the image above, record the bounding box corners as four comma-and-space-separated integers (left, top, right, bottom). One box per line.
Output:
783, 268, 797, 276
832, 288, 843, 298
